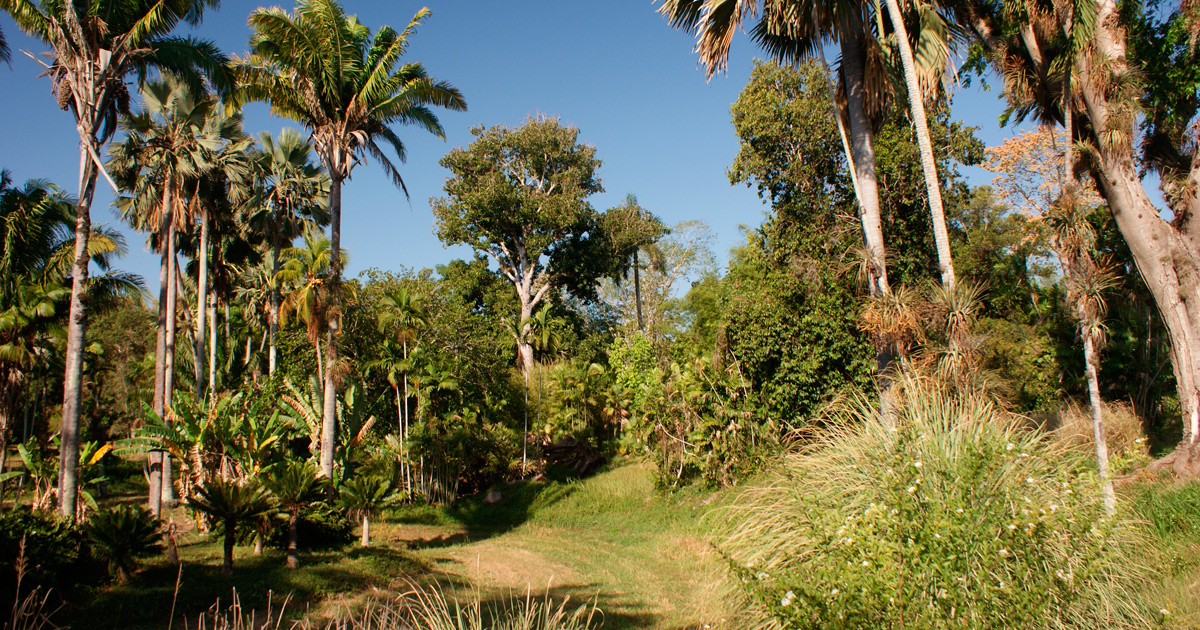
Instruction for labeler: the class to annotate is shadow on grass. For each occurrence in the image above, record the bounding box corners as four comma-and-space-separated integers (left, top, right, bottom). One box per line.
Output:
440, 477, 581, 541
73, 545, 434, 630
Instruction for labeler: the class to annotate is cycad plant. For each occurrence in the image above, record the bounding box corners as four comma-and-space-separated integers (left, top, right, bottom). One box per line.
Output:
338, 474, 398, 547
187, 478, 275, 576
262, 460, 326, 569
84, 505, 162, 584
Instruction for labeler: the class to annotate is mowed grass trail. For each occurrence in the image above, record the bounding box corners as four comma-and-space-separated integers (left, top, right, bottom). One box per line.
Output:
386, 460, 731, 630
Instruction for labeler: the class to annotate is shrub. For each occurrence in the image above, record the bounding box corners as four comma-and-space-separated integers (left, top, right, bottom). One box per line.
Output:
715, 380, 1153, 630
84, 505, 162, 583
0, 508, 106, 616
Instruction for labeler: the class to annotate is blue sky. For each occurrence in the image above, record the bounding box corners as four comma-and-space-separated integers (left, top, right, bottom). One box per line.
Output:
1, 1, 1017, 286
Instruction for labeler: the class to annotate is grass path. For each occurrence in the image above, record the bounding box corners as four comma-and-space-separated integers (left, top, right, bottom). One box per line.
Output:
385, 461, 729, 630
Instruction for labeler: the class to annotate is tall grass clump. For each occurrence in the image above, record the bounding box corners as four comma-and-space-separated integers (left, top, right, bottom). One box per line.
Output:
714, 379, 1153, 630
192, 582, 600, 630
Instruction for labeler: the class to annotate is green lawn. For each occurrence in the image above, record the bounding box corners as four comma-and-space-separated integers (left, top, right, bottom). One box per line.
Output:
76, 460, 730, 630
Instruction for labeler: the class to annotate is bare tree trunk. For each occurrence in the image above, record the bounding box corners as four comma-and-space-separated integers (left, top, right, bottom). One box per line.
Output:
195, 209, 209, 397
517, 300, 535, 374
162, 238, 179, 507
881, 0, 956, 290
149, 215, 169, 518
360, 514, 370, 547
208, 294, 217, 393
287, 511, 300, 569
320, 175, 343, 478
269, 241, 281, 376
1083, 334, 1115, 514
57, 145, 100, 520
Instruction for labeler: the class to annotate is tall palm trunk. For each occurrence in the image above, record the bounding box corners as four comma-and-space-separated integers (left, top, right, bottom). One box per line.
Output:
882, 0, 956, 290
195, 208, 209, 396
319, 174, 343, 478
162, 231, 179, 506
208, 294, 217, 393
149, 198, 171, 518
269, 240, 282, 376
286, 509, 300, 569
57, 144, 100, 519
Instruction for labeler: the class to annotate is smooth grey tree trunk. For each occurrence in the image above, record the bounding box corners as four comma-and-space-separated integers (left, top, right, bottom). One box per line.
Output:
320, 174, 343, 478
208, 294, 217, 393
195, 209, 209, 396
1083, 334, 1115, 514
161, 237, 179, 507
149, 217, 168, 517
634, 249, 644, 331
882, 0, 957, 290
269, 241, 281, 376
57, 144, 100, 519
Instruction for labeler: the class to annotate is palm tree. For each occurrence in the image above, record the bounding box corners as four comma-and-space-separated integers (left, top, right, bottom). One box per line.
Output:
275, 228, 346, 385
109, 76, 225, 516
190, 112, 255, 398
338, 474, 397, 547
262, 460, 325, 569
0, 25, 9, 64
365, 339, 413, 486
245, 129, 329, 376
377, 287, 426, 442
602, 195, 667, 332
187, 478, 275, 577
659, 0, 898, 300
0, 173, 137, 500
2, 0, 230, 519
236, 0, 466, 478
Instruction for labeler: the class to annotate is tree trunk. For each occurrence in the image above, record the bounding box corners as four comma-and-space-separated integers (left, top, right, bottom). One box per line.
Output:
162, 237, 179, 507
269, 240, 281, 376
360, 514, 370, 547
1073, 0, 1200, 474
208, 294, 217, 393
196, 208, 209, 397
881, 0, 956, 291
1083, 334, 1115, 514
634, 249, 644, 332
839, 32, 891, 299
57, 144, 100, 520
253, 530, 264, 556
517, 300, 535, 374
287, 510, 300, 569
149, 213, 170, 518
320, 175, 343, 479
222, 518, 235, 577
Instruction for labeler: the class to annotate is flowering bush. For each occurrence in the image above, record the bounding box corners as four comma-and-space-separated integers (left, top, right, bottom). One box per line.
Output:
716, 380, 1153, 629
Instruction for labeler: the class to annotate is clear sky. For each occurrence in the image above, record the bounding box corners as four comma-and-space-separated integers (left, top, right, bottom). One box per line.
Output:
0, 1, 1016, 287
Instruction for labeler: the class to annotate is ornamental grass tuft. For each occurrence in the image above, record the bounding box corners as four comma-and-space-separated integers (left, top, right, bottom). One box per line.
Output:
713, 378, 1156, 630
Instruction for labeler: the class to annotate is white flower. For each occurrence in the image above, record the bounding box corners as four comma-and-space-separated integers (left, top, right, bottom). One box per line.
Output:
956, 507, 964, 514
913, 461, 923, 468
831, 588, 840, 595
1161, 609, 1171, 616
907, 486, 917, 494
757, 572, 769, 580
1026, 477, 1035, 484
1006, 443, 1015, 451
998, 548, 1010, 558
861, 560, 870, 567
1007, 524, 1017, 531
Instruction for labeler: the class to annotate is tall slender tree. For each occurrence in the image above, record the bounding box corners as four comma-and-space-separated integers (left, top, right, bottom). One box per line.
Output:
109, 77, 229, 514
236, 0, 465, 477
2, 0, 230, 519
244, 129, 329, 376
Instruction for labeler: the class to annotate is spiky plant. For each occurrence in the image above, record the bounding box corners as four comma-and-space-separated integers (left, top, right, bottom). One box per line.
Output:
84, 505, 162, 583
262, 460, 326, 569
337, 474, 398, 547
188, 479, 275, 576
